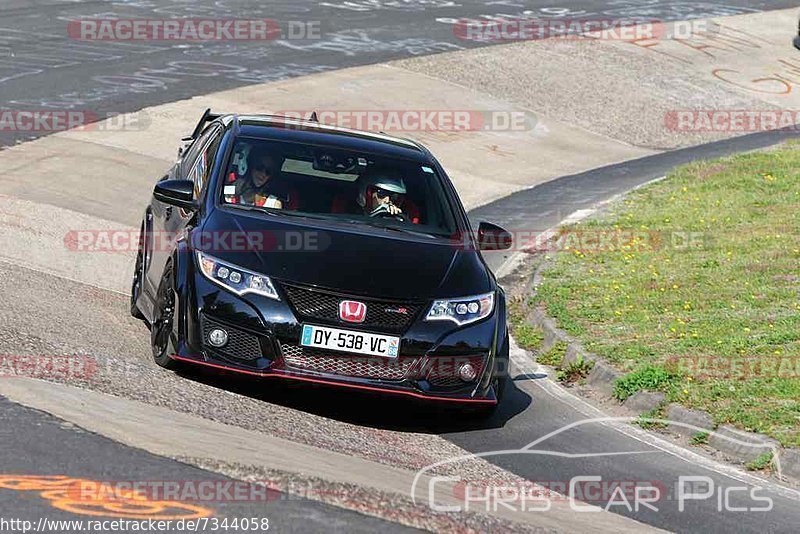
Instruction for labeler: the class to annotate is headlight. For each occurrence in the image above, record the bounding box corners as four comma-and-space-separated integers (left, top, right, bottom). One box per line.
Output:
196, 251, 280, 300
425, 292, 494, 325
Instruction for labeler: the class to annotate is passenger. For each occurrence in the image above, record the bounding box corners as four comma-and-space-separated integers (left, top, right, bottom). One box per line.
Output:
231, 149, 298, 209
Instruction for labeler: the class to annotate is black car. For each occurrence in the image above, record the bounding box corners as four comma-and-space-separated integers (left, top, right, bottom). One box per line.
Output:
131, 110, 513, 414
795, 16, 800, 50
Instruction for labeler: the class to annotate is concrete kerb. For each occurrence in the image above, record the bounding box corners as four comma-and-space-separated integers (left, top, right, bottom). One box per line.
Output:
623, 391, 666, 414
778, 449, 800, 481
709, 425, 781, 464
665, 404, 714, 438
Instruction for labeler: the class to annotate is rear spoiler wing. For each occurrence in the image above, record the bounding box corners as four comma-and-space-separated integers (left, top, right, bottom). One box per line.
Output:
179, 109, 319, 155
178, 108, 223, 157
189, 108, 222, 140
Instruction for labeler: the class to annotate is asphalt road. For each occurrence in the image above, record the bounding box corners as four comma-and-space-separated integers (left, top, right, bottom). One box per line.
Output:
1, 0, 795, 148
3, 1, 800, 533
0, 397, 418, 533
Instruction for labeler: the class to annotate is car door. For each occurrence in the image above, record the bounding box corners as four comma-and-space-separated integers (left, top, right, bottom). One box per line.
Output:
145, 123, 224, 297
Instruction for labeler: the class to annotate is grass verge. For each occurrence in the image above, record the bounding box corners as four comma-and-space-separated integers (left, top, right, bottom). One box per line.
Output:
508, 298, 545, 351
534, 143, 800, 446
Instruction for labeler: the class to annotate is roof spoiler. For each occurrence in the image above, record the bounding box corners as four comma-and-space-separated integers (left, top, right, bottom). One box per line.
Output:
189, 108, 223, 140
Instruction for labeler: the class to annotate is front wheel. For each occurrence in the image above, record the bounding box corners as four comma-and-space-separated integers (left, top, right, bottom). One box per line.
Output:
150, 267, 180, 370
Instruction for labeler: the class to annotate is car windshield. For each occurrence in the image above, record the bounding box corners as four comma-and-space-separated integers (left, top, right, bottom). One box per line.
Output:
220, 138, 458, 237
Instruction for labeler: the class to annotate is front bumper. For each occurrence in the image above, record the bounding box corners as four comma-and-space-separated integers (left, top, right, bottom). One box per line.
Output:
172, 265, 505, 405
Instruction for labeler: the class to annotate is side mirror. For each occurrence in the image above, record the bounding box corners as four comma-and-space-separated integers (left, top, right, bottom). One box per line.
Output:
154, 179, 197, 211
477, 222, 513, 251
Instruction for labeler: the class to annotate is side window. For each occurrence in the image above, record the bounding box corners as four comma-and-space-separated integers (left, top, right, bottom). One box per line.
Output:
181, 124, 218, 178
186, 126, 223, 199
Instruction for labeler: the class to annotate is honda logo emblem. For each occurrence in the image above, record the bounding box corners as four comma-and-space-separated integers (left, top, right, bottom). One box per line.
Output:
339, 300, 367, 323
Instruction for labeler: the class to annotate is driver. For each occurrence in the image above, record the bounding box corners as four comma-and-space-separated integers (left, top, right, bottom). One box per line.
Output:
356, 168, 420, 224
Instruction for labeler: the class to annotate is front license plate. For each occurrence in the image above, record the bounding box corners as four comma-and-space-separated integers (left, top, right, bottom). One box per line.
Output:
301, 325, 399, 358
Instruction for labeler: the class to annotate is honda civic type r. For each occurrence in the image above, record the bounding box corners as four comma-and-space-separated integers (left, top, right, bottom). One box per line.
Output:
130, 110, 513, 414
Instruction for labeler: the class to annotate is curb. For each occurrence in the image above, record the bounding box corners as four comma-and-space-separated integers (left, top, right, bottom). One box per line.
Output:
665, 404, 714, 438
779, 449, 800, 480
708, 425, 780, 464
509, 221, 800, 485
623, 391, 666, 414
586, 361, 623, 398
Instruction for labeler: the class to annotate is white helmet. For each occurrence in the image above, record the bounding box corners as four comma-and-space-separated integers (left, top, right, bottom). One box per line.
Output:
357, 168, 407, 208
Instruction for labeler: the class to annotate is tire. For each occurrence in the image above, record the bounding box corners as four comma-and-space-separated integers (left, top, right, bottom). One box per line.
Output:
150, 266, 180, 370
130, 247, 146, 320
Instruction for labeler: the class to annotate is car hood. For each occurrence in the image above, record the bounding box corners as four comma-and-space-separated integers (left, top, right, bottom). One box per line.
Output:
198, 210, 491, 300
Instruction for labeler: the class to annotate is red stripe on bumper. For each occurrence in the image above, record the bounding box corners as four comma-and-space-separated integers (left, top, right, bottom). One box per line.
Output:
171, 355, 496, 404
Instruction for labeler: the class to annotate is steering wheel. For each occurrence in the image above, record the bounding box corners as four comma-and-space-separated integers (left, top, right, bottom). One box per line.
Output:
369, 204, 406, 223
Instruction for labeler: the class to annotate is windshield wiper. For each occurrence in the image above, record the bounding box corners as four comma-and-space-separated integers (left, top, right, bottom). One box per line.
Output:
232, 206, 444, 238
231, 205, 328, 221
334, 217, 443, 239
371, 224, 442, 240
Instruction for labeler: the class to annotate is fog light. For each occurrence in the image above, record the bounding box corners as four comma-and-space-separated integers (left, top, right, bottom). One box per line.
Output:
208, 328, 228, 348
459, 362, 478, 382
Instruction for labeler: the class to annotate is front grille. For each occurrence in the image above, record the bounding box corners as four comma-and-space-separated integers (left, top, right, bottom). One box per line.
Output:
280, 343, 417, 381
426, 356, 486, 388
281, 284, 422, 333
201, 317, 263, 361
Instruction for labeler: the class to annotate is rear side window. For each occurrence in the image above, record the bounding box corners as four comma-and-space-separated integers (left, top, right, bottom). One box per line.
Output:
185, 125, 222, 199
